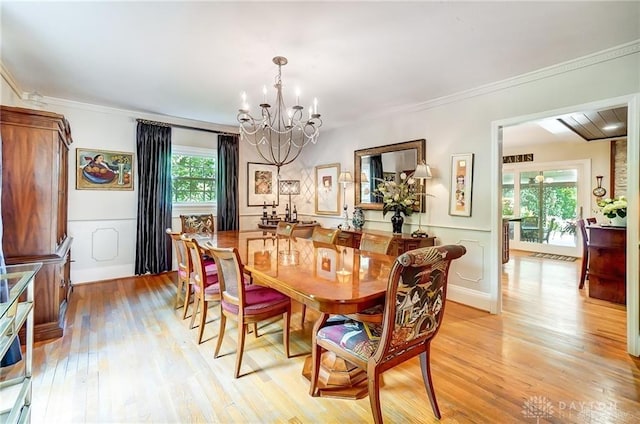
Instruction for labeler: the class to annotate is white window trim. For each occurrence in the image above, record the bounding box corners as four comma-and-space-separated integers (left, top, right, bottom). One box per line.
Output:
171, 144, 217, 210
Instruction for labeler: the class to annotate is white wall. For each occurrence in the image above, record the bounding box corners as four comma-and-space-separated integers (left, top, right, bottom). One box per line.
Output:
301, 51, 640, 312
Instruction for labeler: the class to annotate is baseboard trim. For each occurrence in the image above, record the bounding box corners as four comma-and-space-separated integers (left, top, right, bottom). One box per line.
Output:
447, 285, 493, 313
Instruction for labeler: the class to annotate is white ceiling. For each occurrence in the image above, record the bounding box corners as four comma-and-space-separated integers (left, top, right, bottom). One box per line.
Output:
1, 1, 639, 135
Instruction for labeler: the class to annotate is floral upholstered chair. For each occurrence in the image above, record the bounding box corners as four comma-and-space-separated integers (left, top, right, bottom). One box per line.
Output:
180, 213, 215, 234
310, 245, 466, 423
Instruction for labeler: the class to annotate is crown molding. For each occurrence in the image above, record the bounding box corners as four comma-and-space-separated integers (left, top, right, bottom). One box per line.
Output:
0, 61, 24, 97
373, 39, 640, 119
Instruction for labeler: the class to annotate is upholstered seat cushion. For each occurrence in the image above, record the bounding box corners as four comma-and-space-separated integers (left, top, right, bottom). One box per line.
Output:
193, 281, 220, 296
221, 286, 290, 316
317, 319, 382, 361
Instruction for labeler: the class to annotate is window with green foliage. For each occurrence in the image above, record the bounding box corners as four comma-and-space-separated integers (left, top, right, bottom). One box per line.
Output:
171, 152, 216, 204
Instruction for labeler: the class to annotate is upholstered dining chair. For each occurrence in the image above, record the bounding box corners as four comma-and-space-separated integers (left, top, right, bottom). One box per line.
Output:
183, 237, 221, 343
310, 245, 466, 423
208, 246, 291, 378
166, 229, 191, 311
311, 226, 339, 244
180, 213, 215, 234
578, 217, 597, 289
358, 232, 393, 255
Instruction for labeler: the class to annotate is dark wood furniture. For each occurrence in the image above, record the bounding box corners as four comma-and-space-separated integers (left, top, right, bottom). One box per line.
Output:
336, 228, 435, 257
587, 224, 626, 304
1, 106, 73, 342
310, 245, 466, 422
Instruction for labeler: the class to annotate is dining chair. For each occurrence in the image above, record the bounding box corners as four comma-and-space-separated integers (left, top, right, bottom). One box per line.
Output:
358, 232, 393, 255
166, 229, 191, 311
180, 213, 215, 234
578, 217, 597, 289
311, 226, 339, 244
310, 245, 466, 423
209, 246, 291, 378
183, 237, 221, 343
276, 221, 297, 238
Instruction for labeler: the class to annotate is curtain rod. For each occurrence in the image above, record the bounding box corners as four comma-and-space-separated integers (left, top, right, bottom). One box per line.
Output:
136, 118, 238, 136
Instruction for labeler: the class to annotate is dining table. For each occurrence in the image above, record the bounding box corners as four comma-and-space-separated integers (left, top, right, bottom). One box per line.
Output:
200, 230, 395, 398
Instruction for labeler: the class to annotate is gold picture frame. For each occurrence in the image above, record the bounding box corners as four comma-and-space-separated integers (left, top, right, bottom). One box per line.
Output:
315, 163, 341, 215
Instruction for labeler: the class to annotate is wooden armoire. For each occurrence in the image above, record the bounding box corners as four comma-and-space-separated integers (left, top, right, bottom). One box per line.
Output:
1, 105, 73, 342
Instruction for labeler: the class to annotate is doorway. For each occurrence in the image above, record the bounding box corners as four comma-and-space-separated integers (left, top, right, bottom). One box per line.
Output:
503, 160, 590, 257
491, 95, 639, 356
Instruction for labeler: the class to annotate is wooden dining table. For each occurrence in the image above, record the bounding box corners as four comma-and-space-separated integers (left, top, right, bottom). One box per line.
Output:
202, 230, 395, 398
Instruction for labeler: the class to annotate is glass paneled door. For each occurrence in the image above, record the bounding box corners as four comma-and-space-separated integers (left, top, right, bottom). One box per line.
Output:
503, 161, 589, 257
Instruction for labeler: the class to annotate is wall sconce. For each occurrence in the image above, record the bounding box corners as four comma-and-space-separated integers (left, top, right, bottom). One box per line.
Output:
338, 171, 353, 229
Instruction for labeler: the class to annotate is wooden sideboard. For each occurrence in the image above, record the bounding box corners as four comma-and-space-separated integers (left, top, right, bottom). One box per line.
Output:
336, 228, 435, 256
1, 105, 73, 341
587, 225, 626, 304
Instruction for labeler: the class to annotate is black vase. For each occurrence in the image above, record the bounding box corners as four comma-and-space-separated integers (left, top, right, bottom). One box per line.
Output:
391, 208, 404, 234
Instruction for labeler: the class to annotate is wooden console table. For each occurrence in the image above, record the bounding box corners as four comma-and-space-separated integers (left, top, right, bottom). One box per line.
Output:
587, 224, 626, 304
336, 228, 435, 256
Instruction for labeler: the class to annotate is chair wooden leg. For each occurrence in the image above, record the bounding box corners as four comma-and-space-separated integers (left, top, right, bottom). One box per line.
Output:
283, 309, 290, 358
214, 313, 226, 358
367, 365, 383, 424
252, 323, 258, 337
309, 340, 323, 396
182, 286, 192, 320
420, 349, 441, 419
235, 323, 247, 378
197, 300, 208, 344
300, 304, 306, 327
189, 295, 200, 329
579, 252, 589, 289
175, 280, 184, 309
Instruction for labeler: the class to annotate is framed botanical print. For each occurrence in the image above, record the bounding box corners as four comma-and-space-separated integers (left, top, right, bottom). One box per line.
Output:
315, 163, 341, 215
247, 162, 279, 207
449, 153, 474, 217
76, 149, 134, 190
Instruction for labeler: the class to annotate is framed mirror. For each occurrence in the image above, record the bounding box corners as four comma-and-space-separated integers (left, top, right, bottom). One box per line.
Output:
354, 139, 426, 210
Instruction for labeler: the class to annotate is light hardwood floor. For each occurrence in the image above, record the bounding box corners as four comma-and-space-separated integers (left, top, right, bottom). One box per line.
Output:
6, 250, 640, 423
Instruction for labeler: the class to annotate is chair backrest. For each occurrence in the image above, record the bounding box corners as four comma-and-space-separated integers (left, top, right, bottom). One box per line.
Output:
208, 247, 245, 308
374, 245, 466, 362
311, 226, 339, 244
181, 214, 215, 234
183, 237, 207, 290
167, 229, 190, 275
276, 221, 297, 238
359, 232, 393, 255
578, 218, 596, 252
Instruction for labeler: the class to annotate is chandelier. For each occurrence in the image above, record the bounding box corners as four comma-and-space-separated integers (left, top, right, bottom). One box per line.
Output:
237, 56, 322, 176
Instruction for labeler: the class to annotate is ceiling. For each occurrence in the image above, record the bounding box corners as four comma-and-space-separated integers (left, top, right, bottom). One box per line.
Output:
1, 2, 639, 132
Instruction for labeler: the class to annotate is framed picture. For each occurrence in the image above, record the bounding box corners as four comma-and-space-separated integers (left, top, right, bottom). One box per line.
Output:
449, 153, 474, 216
247, 162, 279, 207
76, 149, 134, 190
315, 163, 341, 215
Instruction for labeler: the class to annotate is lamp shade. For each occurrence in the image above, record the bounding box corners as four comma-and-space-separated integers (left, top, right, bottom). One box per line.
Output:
338, 171, 353, 184
360, 172, 369, 183
413, 162, 432, 180
278, 180, 301, 195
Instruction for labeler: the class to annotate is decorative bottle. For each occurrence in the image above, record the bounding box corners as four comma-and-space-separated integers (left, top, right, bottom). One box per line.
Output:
292, 205, 298, 222
285, 204, 290, 222
262, 201, 268, 219
271, 201, 277, 218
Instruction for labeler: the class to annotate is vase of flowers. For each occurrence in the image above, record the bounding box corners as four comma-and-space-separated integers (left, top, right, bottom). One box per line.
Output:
598, 196, 627, 227
375, 172, 417, 234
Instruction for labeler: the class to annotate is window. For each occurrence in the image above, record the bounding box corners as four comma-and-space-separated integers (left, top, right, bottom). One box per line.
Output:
171, 146, 216, 204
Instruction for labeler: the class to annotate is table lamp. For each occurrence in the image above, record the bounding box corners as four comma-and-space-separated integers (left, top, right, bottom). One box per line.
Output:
278, 180, 300, 221
338, 171, 353, 229
412, 161, 432, 237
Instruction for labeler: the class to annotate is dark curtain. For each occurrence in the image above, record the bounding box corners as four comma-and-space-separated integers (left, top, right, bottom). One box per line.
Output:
0, 133, 22, 367
370, 154, 383, 202
217, 134, 239, 231
135, 122, 172, 275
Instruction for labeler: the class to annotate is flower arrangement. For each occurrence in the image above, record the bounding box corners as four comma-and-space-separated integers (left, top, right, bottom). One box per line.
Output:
597, 196, 627, 219
374, 172, 418, 217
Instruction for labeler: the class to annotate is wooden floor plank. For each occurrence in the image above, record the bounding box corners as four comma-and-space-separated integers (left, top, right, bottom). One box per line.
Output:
6, 251, 638, 423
